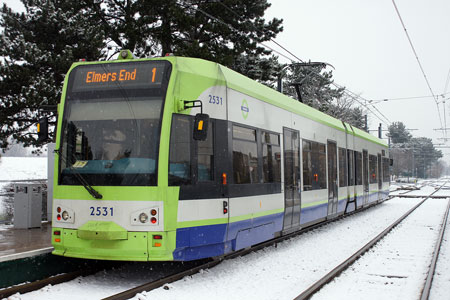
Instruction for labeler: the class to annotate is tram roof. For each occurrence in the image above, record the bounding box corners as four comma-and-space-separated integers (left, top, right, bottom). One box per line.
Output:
171, 56, 387, 148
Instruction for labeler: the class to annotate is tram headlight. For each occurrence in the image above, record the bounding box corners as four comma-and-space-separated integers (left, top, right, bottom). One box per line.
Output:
62, 211, 69, 221
139, 213, 149, 223
54, 205, 75, 223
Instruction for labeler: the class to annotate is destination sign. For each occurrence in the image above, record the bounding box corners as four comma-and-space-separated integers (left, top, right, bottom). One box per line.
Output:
70, 61, 169, 92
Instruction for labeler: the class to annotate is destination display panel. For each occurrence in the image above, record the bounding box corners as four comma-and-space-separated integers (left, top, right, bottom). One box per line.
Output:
70, 61, 169, 92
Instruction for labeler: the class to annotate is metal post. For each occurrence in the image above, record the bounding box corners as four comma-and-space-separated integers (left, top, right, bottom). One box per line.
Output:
277, 75, 283, 93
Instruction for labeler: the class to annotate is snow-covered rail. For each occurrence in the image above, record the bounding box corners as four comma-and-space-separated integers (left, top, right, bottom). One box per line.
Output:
420, 198, 450, 300
295, 182, 450, 300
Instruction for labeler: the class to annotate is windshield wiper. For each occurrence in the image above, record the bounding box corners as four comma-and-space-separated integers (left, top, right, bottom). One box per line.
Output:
55, 149, 103, 199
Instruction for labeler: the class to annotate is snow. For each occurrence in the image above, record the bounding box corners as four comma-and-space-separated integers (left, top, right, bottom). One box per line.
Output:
430, 203, 450, 300
0, 157, 47, 181
311, 197, 449, 300
2, 157, 450, 300
133, 198, 431, 300
9, 197, 434, 300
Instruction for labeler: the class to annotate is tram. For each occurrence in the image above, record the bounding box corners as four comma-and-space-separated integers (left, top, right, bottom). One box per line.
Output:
39, 50, 390, 261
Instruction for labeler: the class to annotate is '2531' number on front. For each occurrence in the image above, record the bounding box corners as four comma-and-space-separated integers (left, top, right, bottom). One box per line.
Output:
90, 206, 114, 217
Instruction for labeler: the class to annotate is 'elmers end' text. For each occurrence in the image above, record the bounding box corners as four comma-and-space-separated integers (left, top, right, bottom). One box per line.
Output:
85, 69, 137, 83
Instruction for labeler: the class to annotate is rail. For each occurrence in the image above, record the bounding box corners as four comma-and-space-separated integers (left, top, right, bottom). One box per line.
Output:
419, 197, 450, 300
0, 267, 102, 299
293, 181, 448, 300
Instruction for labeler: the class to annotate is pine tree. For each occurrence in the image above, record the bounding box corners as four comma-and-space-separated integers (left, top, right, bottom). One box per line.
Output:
282, 65, 365, 129
0, 1, 105, 149
389, 122, 442, 178
80, 0, 283, 78
1, 0, 283, 149
387, 121, 412, 144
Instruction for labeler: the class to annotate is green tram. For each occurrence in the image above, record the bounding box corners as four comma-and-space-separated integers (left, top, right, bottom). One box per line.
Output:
46, 50, 390, 261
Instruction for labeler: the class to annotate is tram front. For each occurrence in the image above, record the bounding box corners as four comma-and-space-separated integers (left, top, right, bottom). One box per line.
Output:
51, 57, 176, 261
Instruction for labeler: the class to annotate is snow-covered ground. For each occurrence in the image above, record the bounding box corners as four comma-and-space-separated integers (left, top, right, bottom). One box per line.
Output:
2, 158, 450, 300
312, 197, 449, 300
11, 196, 447, 300
0, 157, 47, 182
430, 202, 450, 300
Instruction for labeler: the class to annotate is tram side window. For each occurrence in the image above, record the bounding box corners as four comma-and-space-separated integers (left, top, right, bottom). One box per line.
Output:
169, 115, 192, 185
198, 123, 214, 181
383, 157, 390, 182
262, 131, 281, 183
355, 151, 362, 185
302, 140, 312, 191
169, 114, 215, 185
369, 154, 377, 184
302, 140, 326, 190
347, 149, 354, 186
339, 148, 347, 187
233, 125, 259, 184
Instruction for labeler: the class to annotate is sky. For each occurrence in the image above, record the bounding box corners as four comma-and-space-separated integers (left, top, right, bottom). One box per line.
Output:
265, 0, 450, 160
2, 0, 450, 161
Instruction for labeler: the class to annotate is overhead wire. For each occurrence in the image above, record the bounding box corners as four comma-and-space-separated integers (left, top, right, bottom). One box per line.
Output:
176, 1, 295, 62
369, 92, 450, 104
443, 68, 450, 139
215, 1, 305, 63
444, 67, 450, 95
178, 0, 392, 128
334, 84, 391, 126
391, 0, 444, 136
223, 0, 392, 127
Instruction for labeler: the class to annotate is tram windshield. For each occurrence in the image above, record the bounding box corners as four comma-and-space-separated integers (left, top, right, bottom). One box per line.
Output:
59, 61, 171, 186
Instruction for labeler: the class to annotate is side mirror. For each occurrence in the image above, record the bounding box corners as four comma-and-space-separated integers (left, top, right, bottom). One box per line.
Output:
37, 117, 49, 143
193, 113, 209, 141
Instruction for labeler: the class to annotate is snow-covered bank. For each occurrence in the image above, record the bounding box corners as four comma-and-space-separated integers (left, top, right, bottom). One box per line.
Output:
0, 157, 47, 181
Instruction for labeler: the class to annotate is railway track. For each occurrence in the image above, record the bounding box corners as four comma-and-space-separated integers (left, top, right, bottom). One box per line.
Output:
420, 195, 450, 300
293, 182, 450, 300
101, 195, 405, 300
0, 185, 420, 300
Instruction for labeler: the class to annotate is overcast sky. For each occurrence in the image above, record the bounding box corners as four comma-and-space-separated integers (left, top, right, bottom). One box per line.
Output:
265, 0, 450, 161
2, 0, 450, 160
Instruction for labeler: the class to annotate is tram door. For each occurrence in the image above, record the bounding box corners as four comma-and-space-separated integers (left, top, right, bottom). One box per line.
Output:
282, 128, 301, 231
362, 150, 369, 205
327, 141, 338, 216
377, 153, 382, 200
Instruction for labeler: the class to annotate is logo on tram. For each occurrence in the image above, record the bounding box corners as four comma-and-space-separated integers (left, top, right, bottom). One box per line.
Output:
241, 99, 249, 119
